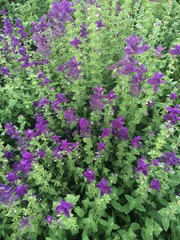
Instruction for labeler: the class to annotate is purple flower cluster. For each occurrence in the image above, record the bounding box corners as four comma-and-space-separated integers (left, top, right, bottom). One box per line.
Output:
111, 116, 128, 140
169, 45, 180, 55
136, 156, 151, 176
56, 199, 73, 218
69, 36, 82, 49
78, 118, 91, 137
83, 169, 112, 196
57, 56, 82, 82
164, 104, 180, 126
90, 86, 117, 111
131, 136, 142, 148
147, 72, 165, 93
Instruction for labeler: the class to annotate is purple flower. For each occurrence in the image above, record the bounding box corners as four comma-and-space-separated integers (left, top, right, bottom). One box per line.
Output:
0, 184, 17, 205
169, 45, 180, 55
57, 65, 65, 71
101, 128, 111, 138
0, 67, 10, 76
155, 46, 166, 57
84, 169, 96, 183
36, 150, 46, 158
164, 105, 180, 125
95, 19, 105, 28
170, 92, 178, 100
97, 142, 106, 152
96, 178, 112, 196
6, 172, 19, 183
146, 100, 154, 108
136, 156, 150, 176
65, 56, 82, 81
150, 180, 160, 191
3, 150, 14, 160
111, 116, 128, 140
116, 4, 121, 12
56, 199, 73, 218
45, 215, 54, 225
124, 34, 151, 54
69, 36, 82, 49
131, 136, 142, 148
14, 184, 28, 198
90, 86, 105, 111
37, 97, 50, 108
78, 118, 91, 137
80, 23, 88, 38
19, 217, 32, 230
64, 108, 78, 125
153, 159, 160, 166
147, 72, 165, 93
161, 152, 180, 166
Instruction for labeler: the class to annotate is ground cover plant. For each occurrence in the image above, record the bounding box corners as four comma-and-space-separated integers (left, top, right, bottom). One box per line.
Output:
0, 0, 180, 239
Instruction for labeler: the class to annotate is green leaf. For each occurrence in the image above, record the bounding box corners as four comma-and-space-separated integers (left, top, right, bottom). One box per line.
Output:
161, 218, 170, 231
111, 200, 124, 212
74, 206, 84, 218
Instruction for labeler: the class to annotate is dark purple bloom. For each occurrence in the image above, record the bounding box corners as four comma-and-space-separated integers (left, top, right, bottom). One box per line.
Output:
147, 72, 165, 93
131, 136, 142, 148
57, 65, 65, 72
84, 169, 96, 183
166, 105, 180, 115
69, 36, 82, 49
150, 180, 160, 191
14, 184, 28, 198
3, 150, 14, 160
0, 9, 7, 15
95, 19, 105, 28
80, 23, 88, 38
65, 56, 82, 80
56, 199, 73, 218
4, 122, 20, 139
6, 172, 19, 183
136, 156, 150, 176
116, 4, 121, 12
36, 150, 46, 158
104, 89, 118, 101
0, 184, 17, 205
101, 128, 111, 138
161, 152, 180, 166
64, 108, 78, 125
170, 92, 178, 100
164, 104, 180, 125
35, 116, 49, 135
45, 215, 54, 225
3, 17, 14, 35
20, 217, 32, 230
25, 129, 35, 140
78, 118, 91, 137
96, 178, 112, 196
146, 100, 154, 108
155, 46, 166, 57
169, 45, 180, 55
124, 34, 151, 54
51, 134, 61, 145
97, 142, 106, 152
37, 97, 50, 108
0, 67, 10, 76
60, 140, 79, 153
90, 86, 105, 111
153, 159, 160, 166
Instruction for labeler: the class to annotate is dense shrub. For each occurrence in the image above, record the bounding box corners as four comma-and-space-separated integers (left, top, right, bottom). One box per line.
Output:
0, 0, 179, 239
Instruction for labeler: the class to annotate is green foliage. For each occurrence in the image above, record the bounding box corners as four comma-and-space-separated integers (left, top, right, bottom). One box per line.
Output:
0, 0, 180, 239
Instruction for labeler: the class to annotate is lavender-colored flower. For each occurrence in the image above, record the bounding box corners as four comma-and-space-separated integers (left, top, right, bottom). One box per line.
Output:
146, 100, 154, 108
124, 34, 151, 54
14, 184, 28, 198
84, 169, 96, 183
97, 142, 106, 152
57, 65, 65, 71
155, 46, 166, 57
153, 159, 160, 166
3, 150, 14, 160
104, 89, 118, 101
0, 184, 17, 205
51, 134, 61, 145
150, 180, 160, 191
56, 199, 73, 218
101, 128, 111, 138
65, 56, 82, 80
6, 172, 19, 183
60, 140, 79, 153
64, 108, 78, 125
96, 178, 112, 196
131, 136, 142, 148
80, 23, 88, 38
136, 156, 150, 176
169, 45, 180, 55
116, 3, 121, 12
0, 8, 7, 15
95, 19, 105, 28
45, 215, 54, 225
19, 217, 32, 230
78, 118, 91, 137
69, 36, 82, 49
161, 152, 180, 166
3, 17, 14, 35
164, 104, 180, 125
36, 150, 46, 158
147, 72, 165, 93
170, 92, 178, 100
37, 97, 50, 108
35, 116, 49, 135
0, 67, 10, 76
